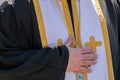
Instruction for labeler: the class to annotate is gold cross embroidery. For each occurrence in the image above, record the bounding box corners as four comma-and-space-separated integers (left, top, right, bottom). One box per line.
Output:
85, 36, 102, 52
52, 39, 63, 48
57, 39, 63, 46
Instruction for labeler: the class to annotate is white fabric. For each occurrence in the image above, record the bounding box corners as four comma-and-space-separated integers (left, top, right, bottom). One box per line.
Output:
65, 0, 108, 80
39, 0, 69, 47
0, 0, 5, 5
38, 0, 109, 80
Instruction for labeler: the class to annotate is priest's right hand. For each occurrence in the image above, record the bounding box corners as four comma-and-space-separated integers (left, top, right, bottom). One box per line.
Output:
65, 37, 98, 73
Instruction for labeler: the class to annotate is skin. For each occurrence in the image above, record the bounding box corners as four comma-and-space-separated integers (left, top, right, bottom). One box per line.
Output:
65, 37, 98, 73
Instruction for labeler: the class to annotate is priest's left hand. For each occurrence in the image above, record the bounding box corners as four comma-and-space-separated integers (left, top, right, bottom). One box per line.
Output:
65, 37, 98, 73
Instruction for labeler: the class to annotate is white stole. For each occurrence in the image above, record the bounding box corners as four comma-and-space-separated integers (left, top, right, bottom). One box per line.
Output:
33, 0, 114, 80
38, 0, 69, 47
66, 0, 108, 80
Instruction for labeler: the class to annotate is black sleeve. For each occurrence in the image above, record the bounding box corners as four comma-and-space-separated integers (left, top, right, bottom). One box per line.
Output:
0, 0, 69, 80
117, 0, 120, 44
116, 0, 120, 80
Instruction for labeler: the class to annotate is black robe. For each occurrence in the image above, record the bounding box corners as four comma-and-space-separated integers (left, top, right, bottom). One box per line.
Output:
0, 0, 119, 80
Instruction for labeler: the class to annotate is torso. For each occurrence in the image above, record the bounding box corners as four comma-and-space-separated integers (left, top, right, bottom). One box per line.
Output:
35, 0, 118, 80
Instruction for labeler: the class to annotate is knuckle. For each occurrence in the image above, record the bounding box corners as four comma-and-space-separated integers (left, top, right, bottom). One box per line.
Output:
80, 48, 87, 53
93, 55, 98, 60
91, 61, 97, 65
81, 55, 86, 59
93, 61, 97, 64
91, 54, 96, 59
86, 48, 92, 52
79, 49, 84, 53
83, 55, 90, 59
85, 61, 89, 65
81, 61, 88, 66
80, 61, 84, 66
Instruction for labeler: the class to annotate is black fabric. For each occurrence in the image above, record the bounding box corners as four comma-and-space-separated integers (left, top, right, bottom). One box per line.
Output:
67, 0, 74, 28
0, 0, 69, 80
116, 0, 120, 80
0, 0, 120, 80
98, 0, 120, 80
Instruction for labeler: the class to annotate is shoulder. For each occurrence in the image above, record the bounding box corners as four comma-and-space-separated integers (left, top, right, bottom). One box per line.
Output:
0, 0, 34, 13
0, 0, 35, 23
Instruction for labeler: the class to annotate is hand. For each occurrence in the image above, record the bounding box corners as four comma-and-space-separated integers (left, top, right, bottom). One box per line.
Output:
65, 37, 98, 73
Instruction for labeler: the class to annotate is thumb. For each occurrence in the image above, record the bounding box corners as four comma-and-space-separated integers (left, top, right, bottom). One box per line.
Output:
65, 37, 73, 47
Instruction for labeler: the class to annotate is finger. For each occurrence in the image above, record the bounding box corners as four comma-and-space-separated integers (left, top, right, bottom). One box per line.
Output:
64, 37, 73, 47
78, 67, 92, 73
82, 53, 98, 60
80, 48, 94, 54
80, 60, 97, 66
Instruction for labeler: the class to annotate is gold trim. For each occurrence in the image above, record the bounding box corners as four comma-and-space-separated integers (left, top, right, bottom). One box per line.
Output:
71, 0, 82, 48
33, 0, 48, 48
71, 1, 88, 80
54, 0, 67, 27
33, 0, 114, 80
85, 36, 102, 52
94, 0, 114, 80
59, 0, 75, 46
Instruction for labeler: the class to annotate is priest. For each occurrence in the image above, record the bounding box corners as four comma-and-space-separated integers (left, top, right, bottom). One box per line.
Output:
0, 0, 119, 80
0, 0, 98, 80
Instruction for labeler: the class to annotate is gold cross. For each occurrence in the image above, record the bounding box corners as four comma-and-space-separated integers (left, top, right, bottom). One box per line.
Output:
57, 39, 63, 46
85, 36, 102, 52
52, 39, 63, 48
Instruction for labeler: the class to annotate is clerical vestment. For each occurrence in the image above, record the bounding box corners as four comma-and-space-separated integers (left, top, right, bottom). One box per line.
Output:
33, 0, 114, 80
0, 0, 119, 80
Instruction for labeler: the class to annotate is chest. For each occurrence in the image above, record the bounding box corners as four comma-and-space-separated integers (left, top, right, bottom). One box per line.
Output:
38, 0, 100, 48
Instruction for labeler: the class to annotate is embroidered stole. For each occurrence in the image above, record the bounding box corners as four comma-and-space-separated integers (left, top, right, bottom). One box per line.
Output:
33, 0, 114, 80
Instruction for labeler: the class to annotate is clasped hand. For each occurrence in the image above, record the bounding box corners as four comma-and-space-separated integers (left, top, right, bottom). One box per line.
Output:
65, 37, 98, 73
